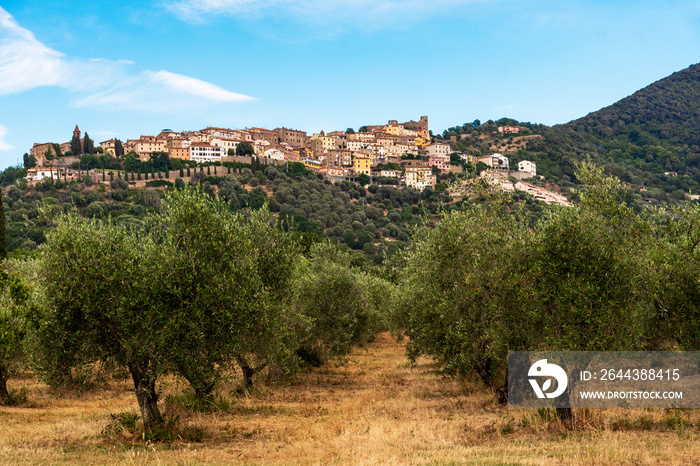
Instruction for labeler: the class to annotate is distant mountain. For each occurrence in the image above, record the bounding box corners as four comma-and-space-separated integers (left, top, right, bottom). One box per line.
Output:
443, 63, 700, 205
563, 62, 700, 148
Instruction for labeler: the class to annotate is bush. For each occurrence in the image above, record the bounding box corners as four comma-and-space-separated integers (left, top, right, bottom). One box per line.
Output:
84, 201, 107, 218
142, 190, 161, 208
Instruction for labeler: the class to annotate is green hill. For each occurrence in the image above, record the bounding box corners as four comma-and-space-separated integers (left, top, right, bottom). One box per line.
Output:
442, 62, 700, 204
564, 62, 700, 148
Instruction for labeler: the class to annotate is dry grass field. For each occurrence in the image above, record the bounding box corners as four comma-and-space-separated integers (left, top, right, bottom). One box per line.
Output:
2, 333, 700, 465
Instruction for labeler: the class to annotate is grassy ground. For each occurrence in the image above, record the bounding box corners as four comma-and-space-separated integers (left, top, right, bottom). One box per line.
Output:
2, 333, 700, 465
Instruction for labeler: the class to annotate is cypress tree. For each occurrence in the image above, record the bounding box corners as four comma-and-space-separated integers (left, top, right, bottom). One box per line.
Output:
115, 139, 124, 158
83, 133, 95, 155
207, 166, 211, 175
165, 169, 169, 179
187, 167, 191, 177
102, 168, 105, 182
180, 168, 184, 178
71, 135, 82, 156
214, 166, 217, 175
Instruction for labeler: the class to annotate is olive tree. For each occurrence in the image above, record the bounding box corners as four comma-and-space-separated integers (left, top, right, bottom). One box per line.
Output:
39, 215, 169, 429
646, 200, 700, 350
0, 267, 41, 404
39, 187, 302, 429
291, 242, 392, 365
394, 163, 657, 408
150, 188, 301, 394
393, 193, 535, 400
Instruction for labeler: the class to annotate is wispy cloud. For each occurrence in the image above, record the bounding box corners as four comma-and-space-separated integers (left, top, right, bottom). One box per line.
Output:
165, 0, 497, 32
0, 8, 70, 94
0, 124, 12, 151
0, 7, 253, 110
73, 70, 254, 112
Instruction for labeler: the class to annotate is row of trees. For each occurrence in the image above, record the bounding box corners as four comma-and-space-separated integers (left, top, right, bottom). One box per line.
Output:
2, 187, 393, 430
4, 160, 699, 429
393, 162, 700, 416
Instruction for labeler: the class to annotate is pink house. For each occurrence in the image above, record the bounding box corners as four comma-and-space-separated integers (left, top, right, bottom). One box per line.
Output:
429, 156, 450, 172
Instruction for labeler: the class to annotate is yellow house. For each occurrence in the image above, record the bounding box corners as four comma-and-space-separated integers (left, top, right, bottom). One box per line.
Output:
353, 155, 371, 176
383, 124, 403, 136
414, 136, 430, 148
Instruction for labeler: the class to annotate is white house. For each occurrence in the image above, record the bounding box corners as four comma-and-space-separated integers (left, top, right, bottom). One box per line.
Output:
477, 153, 509, 170
425, 143, 451, 159
405, 166, 435, 191
26, 167, 61, 181
518, 160, 536, 177
210, 137, 243, 154
263, 148, 285, 161
189, 143, 223, 163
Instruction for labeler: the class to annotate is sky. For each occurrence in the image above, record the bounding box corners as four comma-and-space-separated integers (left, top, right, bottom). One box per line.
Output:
0, 0, 699, 169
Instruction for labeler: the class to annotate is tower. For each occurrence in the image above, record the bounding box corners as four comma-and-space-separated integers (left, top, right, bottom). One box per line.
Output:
73, 125, 81, 140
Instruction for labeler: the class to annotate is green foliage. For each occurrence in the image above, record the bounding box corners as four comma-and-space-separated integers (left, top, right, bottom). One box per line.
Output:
0, 259, 44, 404
83, 133, 95, 155
291, 242, 392, 365
149, 152, 171, 172
236, 141, 255, 156
0, 166, 27, 187
394, 163, 664, 397
23, 153, 36, 169
0, 188, 6, 260
114, 139, 124, 158
70, 135, 82, 156
146, 180, 172, 188
38, 187, 304, 425
102, 412, 140, 437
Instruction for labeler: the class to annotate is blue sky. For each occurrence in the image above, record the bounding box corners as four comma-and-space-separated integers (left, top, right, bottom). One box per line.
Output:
0, 0, 699, 169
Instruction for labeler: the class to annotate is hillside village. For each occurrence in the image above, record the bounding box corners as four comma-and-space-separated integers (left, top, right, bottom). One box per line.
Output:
24, 116, 570, 206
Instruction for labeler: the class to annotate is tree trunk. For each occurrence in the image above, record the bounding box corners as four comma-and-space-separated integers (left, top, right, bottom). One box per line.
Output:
556, 407, 574, 426
235, 354, 267, 389
128, 361, 162, 430
0, 364, 9, 403
176, 360, 216, 400
555, 388, 574, 428
235, 354, 255, 388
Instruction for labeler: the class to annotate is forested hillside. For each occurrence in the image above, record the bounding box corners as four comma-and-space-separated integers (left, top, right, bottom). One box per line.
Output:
441, 62, 700, 205
1, 163, 460, 261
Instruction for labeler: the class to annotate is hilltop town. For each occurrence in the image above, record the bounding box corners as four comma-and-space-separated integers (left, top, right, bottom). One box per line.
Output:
23, 116, 570, 206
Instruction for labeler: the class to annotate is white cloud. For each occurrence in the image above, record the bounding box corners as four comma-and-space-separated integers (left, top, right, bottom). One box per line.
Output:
0, 7, 253, 109
149, 70, 254, 102
0, 124, 12, 152
73, 70, 254, 112
166, 0, 496, 31
0, 8, 69, 94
